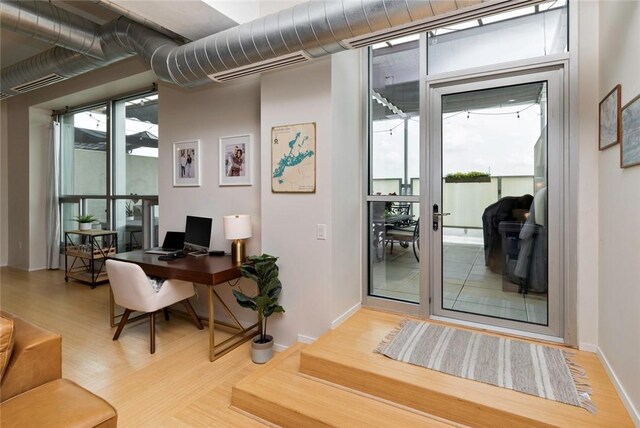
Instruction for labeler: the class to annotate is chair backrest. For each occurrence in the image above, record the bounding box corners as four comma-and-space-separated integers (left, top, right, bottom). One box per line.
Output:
105, 259, 162, 312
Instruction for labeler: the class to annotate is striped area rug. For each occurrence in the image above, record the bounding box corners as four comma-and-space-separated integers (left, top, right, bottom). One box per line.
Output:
375, 320, 595, 412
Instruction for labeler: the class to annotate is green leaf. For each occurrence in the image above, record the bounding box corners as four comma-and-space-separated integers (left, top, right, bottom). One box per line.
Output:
233, 254, 284, 331
232, 289, 257, 311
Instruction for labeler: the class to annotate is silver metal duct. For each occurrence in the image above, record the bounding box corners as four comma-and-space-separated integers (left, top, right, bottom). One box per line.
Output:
1, 0, 543, 98
0, 1, 104, 59
89, 0, 187, 43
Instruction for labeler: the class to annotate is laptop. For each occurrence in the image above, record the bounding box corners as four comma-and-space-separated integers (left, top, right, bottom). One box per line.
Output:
145, 231, 185, 255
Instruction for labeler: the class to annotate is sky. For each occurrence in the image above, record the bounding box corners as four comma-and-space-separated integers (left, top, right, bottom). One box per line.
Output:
371, 102, 543, 180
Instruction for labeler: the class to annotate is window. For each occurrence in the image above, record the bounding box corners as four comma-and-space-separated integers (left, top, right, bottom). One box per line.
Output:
365, 0, 569, 314
59, 92, 159, 252
367, 36, 421, 304
427, 0, 568, 74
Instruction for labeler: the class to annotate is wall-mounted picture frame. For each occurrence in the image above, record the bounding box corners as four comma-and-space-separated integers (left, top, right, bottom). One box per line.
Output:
599, 84, 621, 150
271, 122, 316, 193
173, 140, 201, 187
621, 93, 640, 168
219, 134, 252, 186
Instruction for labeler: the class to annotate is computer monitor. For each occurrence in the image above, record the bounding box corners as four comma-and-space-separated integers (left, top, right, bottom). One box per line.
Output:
183, 216, 212, 253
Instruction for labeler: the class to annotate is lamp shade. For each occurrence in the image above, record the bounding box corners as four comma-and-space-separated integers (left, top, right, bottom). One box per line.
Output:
223, 215, 252, 240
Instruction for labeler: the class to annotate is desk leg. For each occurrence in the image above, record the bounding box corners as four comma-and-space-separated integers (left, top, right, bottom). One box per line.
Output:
109, 286, 116, 328
208, 284, 215, 362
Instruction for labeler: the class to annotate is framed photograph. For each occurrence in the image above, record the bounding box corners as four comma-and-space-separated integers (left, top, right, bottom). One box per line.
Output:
173, 140, 200, 187
271, 122, 316, 193
219, 134, 252, 186
621, 93, 640, 168
599, 84, 621, 150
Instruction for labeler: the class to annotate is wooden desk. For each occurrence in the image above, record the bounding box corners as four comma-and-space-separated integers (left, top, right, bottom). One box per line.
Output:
107, 251, 259, 361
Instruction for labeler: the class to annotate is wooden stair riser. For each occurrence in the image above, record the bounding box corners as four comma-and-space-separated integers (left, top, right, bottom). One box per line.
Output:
300, 351, 556, 428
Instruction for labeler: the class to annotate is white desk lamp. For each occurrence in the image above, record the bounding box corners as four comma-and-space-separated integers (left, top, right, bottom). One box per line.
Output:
223, 215, 252, 264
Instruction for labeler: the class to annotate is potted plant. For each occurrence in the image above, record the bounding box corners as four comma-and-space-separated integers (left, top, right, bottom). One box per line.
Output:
74, 214, 96, 230
232, 254, 284, 364
125, 202, 135, 220
444, 171, 491, 183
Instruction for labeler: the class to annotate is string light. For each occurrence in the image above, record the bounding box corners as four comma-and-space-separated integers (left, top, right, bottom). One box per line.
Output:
443, 103, 538, 120
372, 120, 405, 134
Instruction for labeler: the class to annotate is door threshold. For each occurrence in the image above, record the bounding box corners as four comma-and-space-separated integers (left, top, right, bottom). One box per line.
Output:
430, 315, 565, 345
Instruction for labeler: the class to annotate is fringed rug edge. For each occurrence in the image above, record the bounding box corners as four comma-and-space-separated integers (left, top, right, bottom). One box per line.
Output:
563, 350, 597, 414
373, 318, 411, 354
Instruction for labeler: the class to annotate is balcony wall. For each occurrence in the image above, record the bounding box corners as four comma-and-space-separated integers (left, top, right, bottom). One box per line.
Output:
372, 175, 534, 228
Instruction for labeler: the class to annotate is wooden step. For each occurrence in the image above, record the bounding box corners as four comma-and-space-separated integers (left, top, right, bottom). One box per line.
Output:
299, 309, 634, 428
231, 343, 459, 427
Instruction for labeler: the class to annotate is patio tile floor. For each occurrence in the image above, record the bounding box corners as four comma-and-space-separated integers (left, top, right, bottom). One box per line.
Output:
370, 233, 548, 325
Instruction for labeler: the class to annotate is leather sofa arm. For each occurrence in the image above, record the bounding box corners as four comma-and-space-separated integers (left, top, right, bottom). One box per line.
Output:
0, 313, 62, 402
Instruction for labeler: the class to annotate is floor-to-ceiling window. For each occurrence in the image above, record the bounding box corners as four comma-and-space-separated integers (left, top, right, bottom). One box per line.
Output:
365, 0, 570, 339
59, 92, 159, 252
367, 35, 421, 304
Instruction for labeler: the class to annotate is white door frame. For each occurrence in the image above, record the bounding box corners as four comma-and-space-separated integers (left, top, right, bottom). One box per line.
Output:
424, 63, 566, 340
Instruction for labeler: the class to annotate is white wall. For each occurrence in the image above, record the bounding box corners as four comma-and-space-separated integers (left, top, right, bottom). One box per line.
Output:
575, 0, 600, 351
28, 108, 52, 270
260, 54, 362, 345
261, 59, 334, 345
330, 51, 363, 324
597, 0, 640, 422
158, 78, 262, 320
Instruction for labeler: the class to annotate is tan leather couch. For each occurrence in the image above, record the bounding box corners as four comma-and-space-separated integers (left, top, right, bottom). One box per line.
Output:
0, 312, 117, 427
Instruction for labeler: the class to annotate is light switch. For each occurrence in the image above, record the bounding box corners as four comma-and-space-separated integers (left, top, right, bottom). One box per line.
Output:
317, 224, 327, 240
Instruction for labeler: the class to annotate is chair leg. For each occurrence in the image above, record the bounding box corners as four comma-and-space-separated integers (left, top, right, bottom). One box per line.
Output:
113, 308, 132, 341
163, 308, 170, 321
150, 312, 156, 354
182, 299, 204, 330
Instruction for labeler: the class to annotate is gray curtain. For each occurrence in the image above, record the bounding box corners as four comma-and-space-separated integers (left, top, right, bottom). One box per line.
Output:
46, 121, 61, 269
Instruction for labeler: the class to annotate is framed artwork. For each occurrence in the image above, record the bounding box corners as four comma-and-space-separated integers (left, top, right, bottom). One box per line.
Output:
621, 93, 640, 168
271, 122, 316, 193
599, 84, 621, 150
219, 134, 252, 186
173, 140, 200, 187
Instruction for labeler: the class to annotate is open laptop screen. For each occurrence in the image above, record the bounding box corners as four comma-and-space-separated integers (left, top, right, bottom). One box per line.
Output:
161, 231, 185, 250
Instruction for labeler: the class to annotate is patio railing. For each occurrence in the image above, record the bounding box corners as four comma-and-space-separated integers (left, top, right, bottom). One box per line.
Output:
372, 175, 535, 229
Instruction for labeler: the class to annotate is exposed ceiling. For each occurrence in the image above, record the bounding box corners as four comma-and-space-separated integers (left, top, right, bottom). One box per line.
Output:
0, 0, 242, 69
1, 0, 548, 102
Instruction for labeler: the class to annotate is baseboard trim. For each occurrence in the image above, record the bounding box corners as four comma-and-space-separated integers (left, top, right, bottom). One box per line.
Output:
297, 334, 316, 344
578, 342, 597, 353
273, 342, 288, 353
597, 347, 640, 426
331, 302, 361, 329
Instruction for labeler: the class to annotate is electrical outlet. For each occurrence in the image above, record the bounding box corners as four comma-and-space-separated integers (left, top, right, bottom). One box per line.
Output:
316, 224, 327, 240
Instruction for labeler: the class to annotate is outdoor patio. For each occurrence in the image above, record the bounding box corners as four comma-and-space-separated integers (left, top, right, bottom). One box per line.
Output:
371, 228, 548, 325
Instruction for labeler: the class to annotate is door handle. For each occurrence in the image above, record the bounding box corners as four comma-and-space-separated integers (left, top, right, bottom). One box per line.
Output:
432, 204, 451, 231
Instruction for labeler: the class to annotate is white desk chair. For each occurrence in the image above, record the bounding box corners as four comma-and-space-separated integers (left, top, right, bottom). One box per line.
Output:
105, 259, 203, 354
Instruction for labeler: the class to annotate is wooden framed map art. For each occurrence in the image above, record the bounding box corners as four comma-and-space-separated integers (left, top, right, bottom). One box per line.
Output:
271, 122, 316, 193
621, 93, 640, 168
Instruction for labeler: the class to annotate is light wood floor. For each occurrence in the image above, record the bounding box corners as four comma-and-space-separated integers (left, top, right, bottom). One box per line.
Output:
2, 268, 634, 427
0, 267, 269, 427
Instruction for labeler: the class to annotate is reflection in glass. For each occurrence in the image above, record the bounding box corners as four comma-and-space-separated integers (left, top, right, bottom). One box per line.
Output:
441, 82, 548, 325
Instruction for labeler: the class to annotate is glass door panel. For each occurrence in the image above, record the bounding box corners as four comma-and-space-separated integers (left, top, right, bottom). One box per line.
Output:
430, 69, 563, 337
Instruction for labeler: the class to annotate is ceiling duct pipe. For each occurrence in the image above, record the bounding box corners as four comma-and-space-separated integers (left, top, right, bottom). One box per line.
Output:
0, 0, 104, 59
1, 0, 543, 98
89, 0, 187, 43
